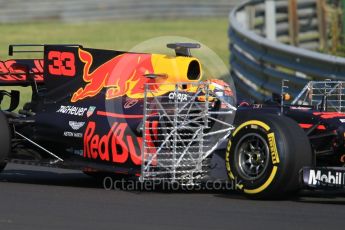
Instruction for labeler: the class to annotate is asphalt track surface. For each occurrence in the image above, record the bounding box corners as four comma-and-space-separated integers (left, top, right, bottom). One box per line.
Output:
0, 163, 345, 230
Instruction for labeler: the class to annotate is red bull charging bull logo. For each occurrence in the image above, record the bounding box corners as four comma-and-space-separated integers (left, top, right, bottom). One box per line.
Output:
71, 49, 157, 102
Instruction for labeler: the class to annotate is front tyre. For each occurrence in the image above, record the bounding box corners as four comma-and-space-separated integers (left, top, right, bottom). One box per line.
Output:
226, 114, 312, 199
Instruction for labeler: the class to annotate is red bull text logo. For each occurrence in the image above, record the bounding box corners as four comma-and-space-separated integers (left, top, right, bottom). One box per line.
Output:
84, 121, 158, 166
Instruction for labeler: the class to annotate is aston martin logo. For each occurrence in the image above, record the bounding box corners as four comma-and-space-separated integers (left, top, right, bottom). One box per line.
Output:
69, 121, 86, 130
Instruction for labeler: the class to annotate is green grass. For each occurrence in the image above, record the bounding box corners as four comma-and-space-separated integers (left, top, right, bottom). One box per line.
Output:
0, 18, 230, 109
0, 18, 229, 62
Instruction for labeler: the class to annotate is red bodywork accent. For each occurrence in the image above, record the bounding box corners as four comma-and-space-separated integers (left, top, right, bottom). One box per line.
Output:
96, 111, 159, 119
144, 121, 157, 165
151, 120, 159, 140
313, 112, 345, 119
299, 123, 326, 130
97, 111, 145, 119
0, 60, 44, 84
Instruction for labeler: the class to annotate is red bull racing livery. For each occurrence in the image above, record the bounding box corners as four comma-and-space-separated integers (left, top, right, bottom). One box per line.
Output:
0, 43, 236, 190
2, 43, 345, 199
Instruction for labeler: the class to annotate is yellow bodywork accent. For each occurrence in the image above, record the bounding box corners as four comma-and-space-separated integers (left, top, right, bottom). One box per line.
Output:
151, 54, 201, 89
244, 166, 278, 194
197, 95, 215, 102
232, 120, 270, 137
225, 140, 235, 180
267, 132, 280, 165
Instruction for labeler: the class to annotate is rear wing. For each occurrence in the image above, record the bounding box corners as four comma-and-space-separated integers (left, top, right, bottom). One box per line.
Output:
0, 45, 44, 86
0, 59, 44, 86
0, 44, 80, 87
0, 44, 81, 111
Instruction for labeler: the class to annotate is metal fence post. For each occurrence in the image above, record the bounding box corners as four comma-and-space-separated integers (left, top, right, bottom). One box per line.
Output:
329, 1, 341, 54
288, 0, 299, 46
265, 0, 277, 41
342, 0, 345, 44
246, 5, 256, 30
317, 0, 328, 51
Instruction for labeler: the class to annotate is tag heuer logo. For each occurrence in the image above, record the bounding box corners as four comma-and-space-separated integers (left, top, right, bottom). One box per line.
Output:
87, 106, 96, 117
69, 121, 85, 130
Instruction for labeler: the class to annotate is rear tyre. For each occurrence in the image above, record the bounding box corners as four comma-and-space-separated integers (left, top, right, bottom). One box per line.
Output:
0, 112, 11, 173
0, 163, 6, 172
225, 114, 312, 199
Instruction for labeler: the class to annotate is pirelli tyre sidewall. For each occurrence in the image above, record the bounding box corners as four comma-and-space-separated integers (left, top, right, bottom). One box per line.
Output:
0, 112, 10, 172
226, 114, 312, 199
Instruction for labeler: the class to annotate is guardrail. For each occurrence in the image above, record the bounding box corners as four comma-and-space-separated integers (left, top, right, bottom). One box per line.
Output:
229, 0, 345, 101
0, 0, 239, 23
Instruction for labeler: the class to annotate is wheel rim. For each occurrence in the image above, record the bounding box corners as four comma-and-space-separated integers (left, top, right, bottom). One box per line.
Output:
235, 133, 270, 180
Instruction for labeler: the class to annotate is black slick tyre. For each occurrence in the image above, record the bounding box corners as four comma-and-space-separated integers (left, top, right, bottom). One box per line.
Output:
225, 113, 312, 199
0, 112, 11, 172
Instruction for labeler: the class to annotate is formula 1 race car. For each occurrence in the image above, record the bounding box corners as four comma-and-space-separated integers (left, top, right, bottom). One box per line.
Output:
0, 43, 235, 186
225, 81, 345, 198
2, 43, 345, 199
